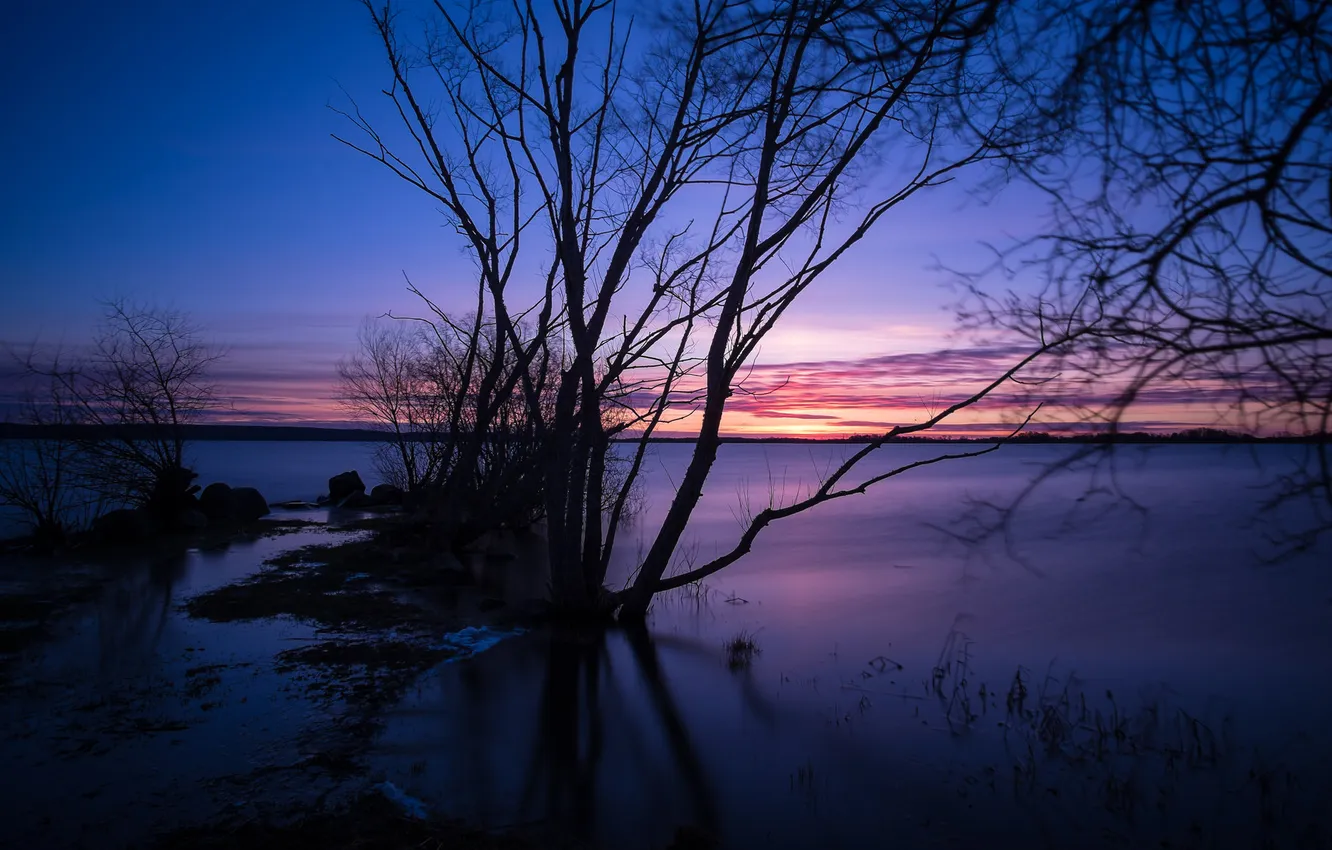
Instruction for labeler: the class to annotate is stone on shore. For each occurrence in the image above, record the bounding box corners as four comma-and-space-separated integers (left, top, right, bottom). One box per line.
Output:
328, 471, 366, 504
229, 487, 271, 521
199, 482, 233, 520
370, 483, 404, 506
337, 490, 375, 509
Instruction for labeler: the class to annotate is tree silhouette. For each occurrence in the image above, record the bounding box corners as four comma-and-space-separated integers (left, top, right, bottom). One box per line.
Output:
18, 301, 223, 527
957, 0, 1331, 550
342, 0, 1072, 616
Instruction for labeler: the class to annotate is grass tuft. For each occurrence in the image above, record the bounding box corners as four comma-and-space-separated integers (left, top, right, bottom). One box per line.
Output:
724, 630, 762, 670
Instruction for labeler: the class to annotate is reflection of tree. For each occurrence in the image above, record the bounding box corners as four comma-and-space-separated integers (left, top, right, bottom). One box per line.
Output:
18, 301, 222, 525
622, 628, 720, 833
95, 550, 188, 677
522, 629, 605, 838
517, 626, 723, 843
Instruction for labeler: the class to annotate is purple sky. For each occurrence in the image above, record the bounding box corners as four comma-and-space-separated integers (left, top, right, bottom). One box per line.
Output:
0, 2, 1237, 435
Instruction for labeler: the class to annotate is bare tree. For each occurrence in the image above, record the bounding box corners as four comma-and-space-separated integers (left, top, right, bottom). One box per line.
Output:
0, 374, 97, 546
958, 0, 1332, 546
337, 318, 450, 491
342, 0, 1066, 617
339, 308, 637, 543
23, 301, 223, 526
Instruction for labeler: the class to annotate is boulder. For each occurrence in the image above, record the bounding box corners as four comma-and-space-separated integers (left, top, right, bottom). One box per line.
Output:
328, 471, 366, 504
369, 483, 404, 506
199, 482, 232, 520
94, 508, 158, 543
337, 490, 375, 509
229, 487, 270, 521
177, 509, 210, 531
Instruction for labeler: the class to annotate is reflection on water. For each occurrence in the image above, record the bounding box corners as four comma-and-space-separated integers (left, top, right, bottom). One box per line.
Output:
369, 444, 1332, 849
376, 627, 796, 848
3, 444, 1331, 848
374, 624, 1332, 849
521, 627, 723, 842
24, 530, 328, 679
1, 530, 348, 850
86, 550, 190, 679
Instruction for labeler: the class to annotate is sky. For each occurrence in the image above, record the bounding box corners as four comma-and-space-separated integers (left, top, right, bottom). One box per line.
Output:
0, 1, 1233, 436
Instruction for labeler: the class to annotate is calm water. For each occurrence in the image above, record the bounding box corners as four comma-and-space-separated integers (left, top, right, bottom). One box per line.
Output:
3, 441, 1331, 848
189, 440, 388, 502
375, 442, 1332, 848
0, 528, 358, 848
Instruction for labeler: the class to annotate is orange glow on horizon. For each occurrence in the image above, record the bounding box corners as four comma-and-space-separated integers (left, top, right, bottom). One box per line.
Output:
205, 342, 1283, 438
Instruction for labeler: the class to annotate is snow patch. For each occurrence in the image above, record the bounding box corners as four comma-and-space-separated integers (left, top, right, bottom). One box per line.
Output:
432, 625, 526, 660
377, 781, 430, 819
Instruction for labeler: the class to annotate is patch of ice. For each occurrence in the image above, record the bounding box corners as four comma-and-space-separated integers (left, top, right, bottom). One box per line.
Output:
431, 625, 526, 660
377, 781, 429, 819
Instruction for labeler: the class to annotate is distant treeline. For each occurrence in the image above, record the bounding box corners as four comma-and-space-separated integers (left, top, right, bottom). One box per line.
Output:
1, 423, 1327, 445
660, 428, 1328, 444
854, 428, 1330, 444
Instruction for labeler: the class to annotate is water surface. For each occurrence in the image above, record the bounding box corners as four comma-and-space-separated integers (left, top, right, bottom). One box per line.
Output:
2, 441, 1330, 848
379, 442, 1332, 847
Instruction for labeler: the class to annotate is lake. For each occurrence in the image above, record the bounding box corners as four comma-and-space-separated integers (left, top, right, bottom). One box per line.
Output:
2, 440, 1331, 848
371, 441, 1332, 848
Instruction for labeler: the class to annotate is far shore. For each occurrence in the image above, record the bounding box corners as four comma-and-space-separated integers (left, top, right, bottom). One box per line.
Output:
1, 423, 1326, 445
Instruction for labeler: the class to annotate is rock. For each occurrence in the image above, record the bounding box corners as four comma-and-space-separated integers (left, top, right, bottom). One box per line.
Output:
94, 508, 158, 543
337, 490, 375, 509
199, 482, 232, 520
228, 487, 270, 521
369, 483, 404, 505
177, 509, 210, 530
328, 470, 366, 504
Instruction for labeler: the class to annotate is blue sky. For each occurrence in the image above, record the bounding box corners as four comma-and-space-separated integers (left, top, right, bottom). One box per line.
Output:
3, 2, 454, 412
1, 1, 1167, 433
